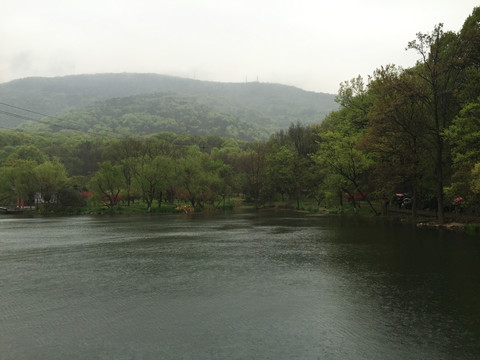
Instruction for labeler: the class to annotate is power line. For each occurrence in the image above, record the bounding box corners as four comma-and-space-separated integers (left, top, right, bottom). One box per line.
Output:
0, 107, 74, 132
0, 109, 37, 122
0, 102, 57, 119
0, 102, 214, 149
0, 101, 120, 137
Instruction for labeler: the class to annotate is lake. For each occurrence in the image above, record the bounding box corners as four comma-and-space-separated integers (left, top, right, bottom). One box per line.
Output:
1, 210, 480, 359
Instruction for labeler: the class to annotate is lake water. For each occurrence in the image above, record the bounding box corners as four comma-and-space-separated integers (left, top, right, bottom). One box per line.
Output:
1, 210, 480, 359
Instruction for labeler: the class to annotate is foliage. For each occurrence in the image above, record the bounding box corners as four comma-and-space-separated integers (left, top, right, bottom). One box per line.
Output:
1, 7, 480, 219
34, 159, 68, 203
133, 154, 174, 212
88, 162, 125, 208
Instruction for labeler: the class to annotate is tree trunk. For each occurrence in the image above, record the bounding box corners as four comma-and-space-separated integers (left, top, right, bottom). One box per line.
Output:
364, 197, 379, 216
343, 189, 357, 212
412, 187, 418, 218
157, 190, 163, 208
435, 134, 445, 224
338, 191, 344, 213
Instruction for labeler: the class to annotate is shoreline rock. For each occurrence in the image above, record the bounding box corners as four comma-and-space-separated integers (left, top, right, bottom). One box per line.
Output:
417, 221, 466, 231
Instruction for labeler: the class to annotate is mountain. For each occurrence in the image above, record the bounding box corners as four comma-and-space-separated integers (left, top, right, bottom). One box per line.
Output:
17, 93, 273, 141
0, 73, 337, 138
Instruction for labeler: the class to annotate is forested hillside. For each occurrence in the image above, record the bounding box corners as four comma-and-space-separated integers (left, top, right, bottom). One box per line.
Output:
0, 73, 337, 133
16, 93, 270, 141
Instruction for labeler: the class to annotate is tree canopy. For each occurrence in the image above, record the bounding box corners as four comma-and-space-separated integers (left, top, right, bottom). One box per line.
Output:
1, 7, 479, 221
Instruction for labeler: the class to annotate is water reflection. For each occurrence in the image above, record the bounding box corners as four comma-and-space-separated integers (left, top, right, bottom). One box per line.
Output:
1, 211, 479, 359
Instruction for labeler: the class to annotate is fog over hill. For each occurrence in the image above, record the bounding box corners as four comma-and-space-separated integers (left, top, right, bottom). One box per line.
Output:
0, 73, 337, 138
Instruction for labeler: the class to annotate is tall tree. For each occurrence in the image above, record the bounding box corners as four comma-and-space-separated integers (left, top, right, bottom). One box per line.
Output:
407, 24, 462, 223
236, 143, 267, 207
264, 144, 295, 201
366, 65, 431, 216
314, 111, 377, 214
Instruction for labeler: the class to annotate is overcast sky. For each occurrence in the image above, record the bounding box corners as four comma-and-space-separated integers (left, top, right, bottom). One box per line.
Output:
1, 0, 478, 94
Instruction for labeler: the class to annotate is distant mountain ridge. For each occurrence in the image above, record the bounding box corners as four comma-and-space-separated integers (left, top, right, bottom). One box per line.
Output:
0, 73, 337, 137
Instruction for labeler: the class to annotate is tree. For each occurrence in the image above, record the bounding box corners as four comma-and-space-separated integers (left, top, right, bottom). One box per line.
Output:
365, 65, 431, 215
458, 7, 480, 74
336, 75, 373, 129
235, 143, 267, 207
177, 147, 223, 208
214, 161, 234, 209
445, 98, 480, 207
88, 161, 125, 208
264, 145, 295, 201
0, 166, 16, 205
6, 145, 48, 164
456, 8, 480, 107
104, 137, 143, 206
34, 159, 68, 203
72, 140, 106, 176
314, 111, 378, 214
133, 155, 174, 212
2, 160, 39, 207
406, 24, 462, 223
471, 163, 480, 195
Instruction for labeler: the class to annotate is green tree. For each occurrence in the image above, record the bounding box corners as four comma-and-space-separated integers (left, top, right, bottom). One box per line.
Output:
457, 7, 480, 105
72, 140, 106, 176
235, 143, 267, 207
5, 145, 48, 164
264, 145, 295, 201
3, 160, 39, 207
445, 98, 480, 206
336, 75, 373, 129
314, 111, 378, 214
34, 159, 68, 203
88, 161, 125, 208
104, 137, 144, 206
471, 163, 480, 195
214, 161, 234, 209
366, 65, 431, 215
0, 166, 15, 204
133, 155, 174, 212
177, 147, 223, 208
407, 24, 462, 223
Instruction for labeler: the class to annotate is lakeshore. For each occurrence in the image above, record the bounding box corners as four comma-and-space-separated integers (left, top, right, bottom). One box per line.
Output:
3, 200, 480, 235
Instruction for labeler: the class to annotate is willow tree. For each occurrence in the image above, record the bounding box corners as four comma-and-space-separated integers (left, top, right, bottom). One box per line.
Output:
177, 147, 224, 209
88, 161, 125, 208
104, 137, 143, 206
3, 159, 39, 207
133, 155, 174, 212
34, 159, 68, 204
